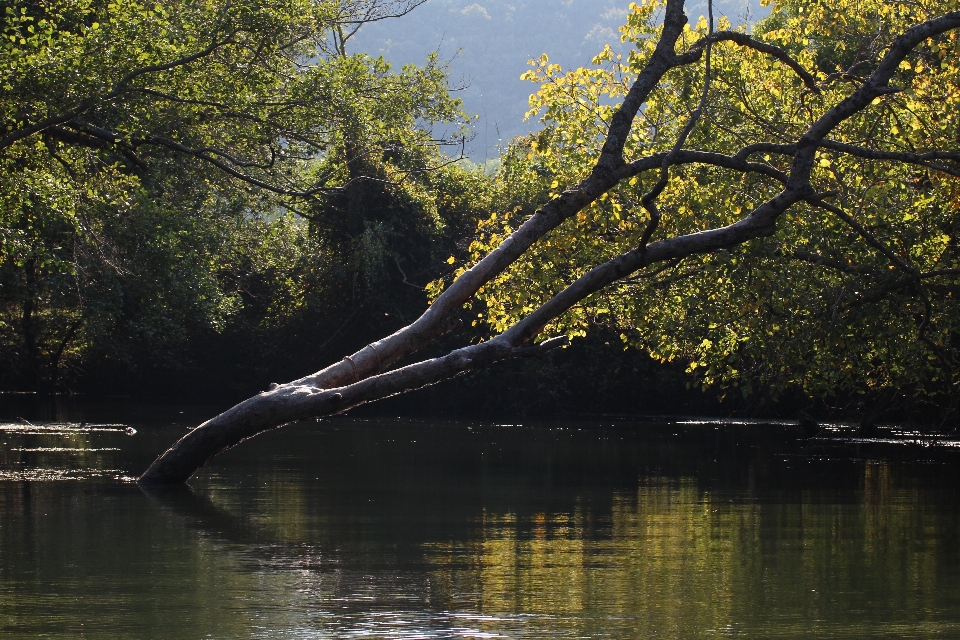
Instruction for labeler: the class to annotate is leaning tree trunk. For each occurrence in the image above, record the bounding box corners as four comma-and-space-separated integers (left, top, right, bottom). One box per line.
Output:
138, 2, 960, 485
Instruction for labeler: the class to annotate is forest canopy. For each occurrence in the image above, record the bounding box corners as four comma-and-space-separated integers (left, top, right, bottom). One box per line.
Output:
1, 0, 958, 428
0, 0, 486, 391
461, 0, 960, 403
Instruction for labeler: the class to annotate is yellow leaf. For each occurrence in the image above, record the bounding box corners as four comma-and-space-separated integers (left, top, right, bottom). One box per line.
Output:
446, 256, 455, 264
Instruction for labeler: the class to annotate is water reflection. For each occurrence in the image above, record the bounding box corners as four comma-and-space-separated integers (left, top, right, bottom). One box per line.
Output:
1, 408, 960, 638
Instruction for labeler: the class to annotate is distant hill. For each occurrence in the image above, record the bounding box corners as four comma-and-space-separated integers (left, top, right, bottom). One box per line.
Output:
352, 0, 768, 160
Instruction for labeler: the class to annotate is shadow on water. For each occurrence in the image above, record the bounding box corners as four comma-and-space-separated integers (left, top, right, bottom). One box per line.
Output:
139, 483, 264, 543
3, 399, 960, 638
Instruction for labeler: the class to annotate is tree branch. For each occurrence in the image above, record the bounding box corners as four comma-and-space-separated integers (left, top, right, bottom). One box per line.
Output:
819, 140, 960, 177
289, 0, 695, 391
639, 0, 715, 248
0, 39, 231, 151
806, 194, 918, 275
678, 31, 819, 92
139, 4, 960, 485
140, 135, 340, 197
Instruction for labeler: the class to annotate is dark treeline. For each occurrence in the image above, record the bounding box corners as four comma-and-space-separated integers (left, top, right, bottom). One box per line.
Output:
2, 0, 958, 428
0, 0, 713, 415
0, 141, 710, 416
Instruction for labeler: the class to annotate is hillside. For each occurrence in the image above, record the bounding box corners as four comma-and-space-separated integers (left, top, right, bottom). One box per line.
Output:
352, 0, 768, 160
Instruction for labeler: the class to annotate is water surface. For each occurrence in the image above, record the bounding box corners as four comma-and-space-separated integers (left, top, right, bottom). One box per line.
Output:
1, 400, 959, 638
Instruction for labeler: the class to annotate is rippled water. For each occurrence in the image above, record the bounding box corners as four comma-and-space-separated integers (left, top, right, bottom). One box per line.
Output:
1, 398, 959, 638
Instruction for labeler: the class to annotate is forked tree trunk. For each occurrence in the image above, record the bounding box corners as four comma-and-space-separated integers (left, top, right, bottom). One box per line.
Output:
138, 3, 960, 485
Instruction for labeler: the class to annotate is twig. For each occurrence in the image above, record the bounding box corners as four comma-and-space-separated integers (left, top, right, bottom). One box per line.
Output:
638, 0, 715, 249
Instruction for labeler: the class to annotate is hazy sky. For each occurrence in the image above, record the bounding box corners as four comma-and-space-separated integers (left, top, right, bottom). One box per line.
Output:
352, 0, 769, 161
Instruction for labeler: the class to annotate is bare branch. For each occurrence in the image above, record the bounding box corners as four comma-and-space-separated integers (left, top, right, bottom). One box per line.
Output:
639, 0, 715, 248
0, 39, 231, 151
337, 0, 429, 45
678, 31, 819, 92
337, 0, 428, 24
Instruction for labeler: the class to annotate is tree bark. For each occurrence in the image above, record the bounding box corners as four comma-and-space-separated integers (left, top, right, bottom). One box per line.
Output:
139, 3, 960, 485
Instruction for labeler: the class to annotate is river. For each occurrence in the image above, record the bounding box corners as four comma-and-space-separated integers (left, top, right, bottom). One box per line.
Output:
2, 398, 959, 638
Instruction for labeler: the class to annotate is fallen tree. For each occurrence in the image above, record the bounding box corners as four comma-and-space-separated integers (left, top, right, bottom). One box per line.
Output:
137, 0, 960, 483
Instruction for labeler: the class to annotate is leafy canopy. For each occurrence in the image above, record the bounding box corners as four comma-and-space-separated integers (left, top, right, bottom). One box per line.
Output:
452, 0, 960, 401
0, 0, 477, 388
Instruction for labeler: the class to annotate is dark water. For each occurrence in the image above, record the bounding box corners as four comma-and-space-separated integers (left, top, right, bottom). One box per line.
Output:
2, 399, 960, 638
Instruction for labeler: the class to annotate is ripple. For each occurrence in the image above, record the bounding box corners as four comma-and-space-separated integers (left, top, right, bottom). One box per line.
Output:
10, 447, 122, 452
0, 468, 136, 482
675, 418, 804, 427
0, 422, 135, 435
809, 436, 960, 448
270, 610, 523, 639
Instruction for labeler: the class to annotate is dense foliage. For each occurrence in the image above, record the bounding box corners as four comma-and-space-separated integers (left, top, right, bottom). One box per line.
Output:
2, 0, 958, 424
0, 0, 487, 391
455, 0, 959, 406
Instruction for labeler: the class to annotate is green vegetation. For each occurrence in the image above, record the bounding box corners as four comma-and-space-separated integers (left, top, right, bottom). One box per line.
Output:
463, 0, 960, 407
1, 0, 958, 424
0, 0, 488, 392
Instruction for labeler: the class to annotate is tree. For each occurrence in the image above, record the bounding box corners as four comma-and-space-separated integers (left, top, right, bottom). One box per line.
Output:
0, 0, 471, 389
484, 0, 960, 407
136, 0, 960, 484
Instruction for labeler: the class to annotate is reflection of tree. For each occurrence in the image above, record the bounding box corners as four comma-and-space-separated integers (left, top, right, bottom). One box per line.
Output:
0, 482, 272, 636
10, 445, 943, 637
141, 483, 267, 543
424, 469, 960, 637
